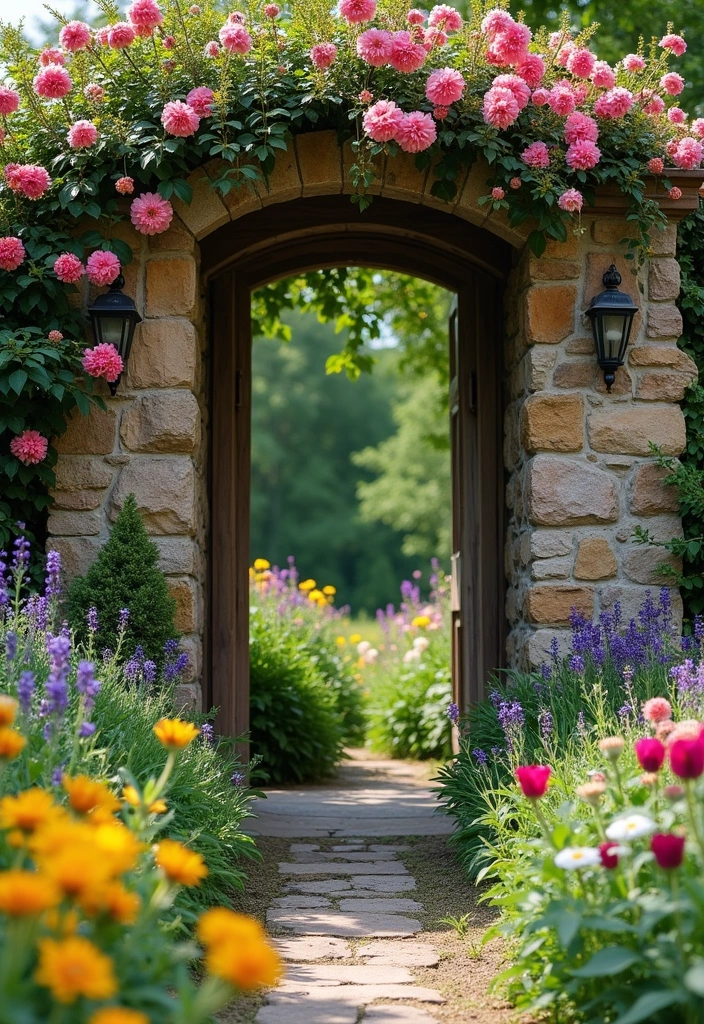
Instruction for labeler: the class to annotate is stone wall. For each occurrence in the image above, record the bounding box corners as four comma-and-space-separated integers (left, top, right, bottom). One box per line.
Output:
46, 131, 698, 707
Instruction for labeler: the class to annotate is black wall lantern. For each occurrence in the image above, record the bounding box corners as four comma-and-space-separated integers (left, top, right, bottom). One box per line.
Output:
87, 275, 142, 396
586, 265, 639, 392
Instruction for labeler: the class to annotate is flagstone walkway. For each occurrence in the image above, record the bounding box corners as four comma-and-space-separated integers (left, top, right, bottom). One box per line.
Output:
246, 756, 455, 1023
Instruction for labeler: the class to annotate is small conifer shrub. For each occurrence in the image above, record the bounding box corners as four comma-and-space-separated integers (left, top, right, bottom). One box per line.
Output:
67, 494, 177, 664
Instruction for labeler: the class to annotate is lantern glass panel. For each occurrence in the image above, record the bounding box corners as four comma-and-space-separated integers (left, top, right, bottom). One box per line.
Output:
97, 316, 126, 349
602, 314, 626, 360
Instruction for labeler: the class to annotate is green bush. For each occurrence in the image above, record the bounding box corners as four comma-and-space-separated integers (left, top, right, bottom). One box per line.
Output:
67, 493, 177, 664
367, 648, 452, 760
249, 608, 344, 784
303, 638, 367, 746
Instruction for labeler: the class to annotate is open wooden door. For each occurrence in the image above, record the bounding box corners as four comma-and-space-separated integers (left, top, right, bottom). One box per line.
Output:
209, 269, 252, 740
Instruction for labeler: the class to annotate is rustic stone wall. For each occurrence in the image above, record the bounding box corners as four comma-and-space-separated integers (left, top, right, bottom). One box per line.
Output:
47, 131, 697, 706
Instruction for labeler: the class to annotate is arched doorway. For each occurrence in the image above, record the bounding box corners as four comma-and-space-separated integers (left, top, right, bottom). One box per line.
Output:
201, 196, 512, 737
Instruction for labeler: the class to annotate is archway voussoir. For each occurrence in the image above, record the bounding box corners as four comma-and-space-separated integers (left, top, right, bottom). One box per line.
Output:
172, 168, 230, 240
381, 151, 426, 204
296, 131, 343, 197
202, 158, 262, 221
259, 145, 303, 206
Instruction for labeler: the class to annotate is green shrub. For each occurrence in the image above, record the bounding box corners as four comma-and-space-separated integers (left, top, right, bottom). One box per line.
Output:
304, 638, 367, 746
367, 648, 452, 760
67, 493, 177, 664
249, 608, 343, 784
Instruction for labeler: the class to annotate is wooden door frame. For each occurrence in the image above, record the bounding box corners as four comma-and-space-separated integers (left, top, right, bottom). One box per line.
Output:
203, 196, 510, 738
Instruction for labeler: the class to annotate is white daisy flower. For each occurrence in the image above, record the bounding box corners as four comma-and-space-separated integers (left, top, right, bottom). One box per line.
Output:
413, 636, 429, 652
605, 814, 655, 842
357, 641, 371, 655
554, 847, 602, 870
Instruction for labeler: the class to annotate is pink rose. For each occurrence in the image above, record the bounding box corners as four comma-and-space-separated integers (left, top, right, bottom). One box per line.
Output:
108, 22, 137, 48
338, 0, 376, 24
395, 110, 437, 153
0, 236, 25, 272
6, 164, 52, 200
482, 86, 519, 129
186, 87, 215, 117
53, 252, 85, 283
161, 100, 200, 137
668, 107, 686, 125
672, 137, 703, 170
67, 120, 98, 149
363, 99, 404, 143
660, 34, 687, 57
521, 141, 550, 168
116, 177, 135, 195
130, 192, 174, 235
590, 60, 615, 89
10, 430, 48, 466
357, 29, 392, 68
564, 112, 599, 144
547, 81, 576, 116
594, 86, 633, 119
558, 188, 583, 213
33, 65, 72, 99
388, 31, 426, 73
219, 23, 252, 53
516, 53, 545, 88
566, 139, 601, 170
59, 20, 92, 51
39, 48, 65, 66
566, 47, 595, 78
623, 53, 646, 73
661, 72, 685, 96
310, 43, 337, 70
82, 344, 124, 383
425, 67, 465, 105
127, 0, 164, 32
428, 4, 462, 31
86, 250, 121, 287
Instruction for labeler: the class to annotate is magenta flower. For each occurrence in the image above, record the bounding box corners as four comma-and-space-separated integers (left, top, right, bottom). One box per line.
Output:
564, 112, 599, 145
482, 86, 520, 129
310, 42, 337, 70
127, 0, 164, 32
521, 141, 550, 169
186, 86, 215, 117
388, 31, 427, 73
591, 61, 615, 89
659, 34, 687, 57
357, 29, 392, 67
108, 22, 137, 48
566, 47, 595, 78
428, 4, 462, 31
33, 65, 72, 99
0, 237, 25, 272
516, 53, 545, 88
130, 192, 174, 235
566, 139, 601, 170
115, 176, 135, 195
86, 250, 121, 287
219, 23, 252, 53
425, 68, 465, 105
10, 430, 48, 465
59, 20, 92, 51
39, 48, 65, 66
82, 344, 124, 382
54, 252, 85, 283
339, 0, 376, 24
161, 100, 200, 137
623, 53, 646, 73
558, 188, 583, 213
363, 100, 404, 143
6, 164, 52, 200
661, 72, 685, 96
396, 111, 437, 153
67, 120, 99, 149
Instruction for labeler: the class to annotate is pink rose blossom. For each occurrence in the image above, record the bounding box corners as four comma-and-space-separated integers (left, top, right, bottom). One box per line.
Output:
673, 137, 703, 169
310, 43, 337, 70
556, 41, 575, 66
0, 87, 19, 115
481, 9, 515, 38
264, 3, 280, 16
84, 84, 105, 102
39, 48, 65, 66
396, 110, 437, 153
492, 73, 530, 109
186, 86, 215, 117
10, 430, 48, 466
666, 139, 679, 159
487, 21, 531, 65
591, 60, 615, 89
48, 330, 63, 343
95, 26, 110, 45
33, 65, 72, 99
363, 99, 404, 142
82, 344, 124, 382
565, 111, 599, 144
67, 120, 98, 149
108, 23, 137, 48
7, 164, 51, 200
59, 20, 91, 51
204, 41, 221, 57
53, 252, 85, 283
594, 86, 633, 119
660, 34, 687, 57
228, 12, 246, 23
521, 141, 550, 168
668, 107, 686, 125
510, 176, 522, 189
428, 4, 462, 31
407, 8, 425, 25
433, 105, 449, 120
423, 28, 447, 51
359, 89, 373, 103
573, 83, 588, 104
644, 95, 665, 116
531, 87, 550, 106
482, 85, 519, 129
566, 139, 601, 169
162, 35, 176, 49
516, 53, 545, 88
339, 0, 377, 24
86, 250, 121, 287
547, 81, 576, 116
388, 31, 426, 73
128, 0, 164, 32
558, 188, 583, 213
661, 72, 685, 96
116, 176, 135, 195
219, 23, 252, 53
669, 186, 682, 200
548, 30, 569, 49
647, 157, 664, 174
425, 67, 465, 105
130, 192, 174, 235
491, 186, 505, 200
357, 29, 392, 67
643, 697, 673, 723
566, 47, 595, 78
0, 237, 25, 272
161, 100, 200, 137
623, 53, 646, 73
692, 118, 704, 139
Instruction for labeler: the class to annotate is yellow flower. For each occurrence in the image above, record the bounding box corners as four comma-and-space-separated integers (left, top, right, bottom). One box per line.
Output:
0, 788, 60, 833
322, 585, 336, 596
41, 845, 114, 901
253, 558, 270, 571
89, 1010, 150, 1024
335, 636, 346, 647
197, 907, 265, 947
0, 695, 18, 726
36, 936, 117, 1004
63, 775, 121, 817
155, 839, 208, 887
308, 589, 324, 602
349, 633, 362, 644
411, 615, 431, 629
298, 578, 316, 592
0, 727, 26, 760
82, 882, 141, 925
206, 938, 283, 991
122, 785, 167, 815
92, 822, 144, 875
153, 718, 200, 750
0, 870, 60, 916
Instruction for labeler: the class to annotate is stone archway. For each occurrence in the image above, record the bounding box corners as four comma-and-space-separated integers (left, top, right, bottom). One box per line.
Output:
47, 132, 699, 725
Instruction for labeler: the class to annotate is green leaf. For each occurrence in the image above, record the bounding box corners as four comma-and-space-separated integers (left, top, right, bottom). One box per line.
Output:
573, 947, 640, 978
528, 230, 546, 258
613, 991, 685, 1024
172, 179, 193, 204
8, 369, 28, 395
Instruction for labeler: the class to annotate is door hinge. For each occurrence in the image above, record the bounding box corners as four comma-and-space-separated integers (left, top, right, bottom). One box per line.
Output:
235, 369, 243, 409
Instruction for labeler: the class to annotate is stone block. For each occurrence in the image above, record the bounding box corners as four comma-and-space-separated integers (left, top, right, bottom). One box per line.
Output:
526, 456, 619, 526
145, 257, 196, 317
628, 345, 697, 374
262, 144, 303, 204
524, 284, 577, 344
173, 684, 199, 713
47, 510, 101, 537
526, 347, 558, 391
553, 359, 595, 389
128, 319, 197, 389
622, 544, 681, 585
168, 578, 201, 633
531, 556, 572, 580
297, 131, 342, 197
47, 537, 101, 580
574, 537, 618, 580
528, 257, 581, 281
544, 232, 580, 259
531, 530, 573, 558
110, 456, 196, 534
525, 585, 594, 624
566, 336, 595, 355
592, 220, 638, 246
155, 537, 199, 575
587, 405, 685, 455
56, 406, 117, 456
647, 304, 683, 339
53, 456, 114, 492
178, 634, 201, 682
148, 214, 195, 253
526, 628, 570, 667
594, 364, 632, 396
630, 463, 679, 515
649, 258, 681, 301
584, 254, 642, 339
648, 222, 677, 256
120, 391, 200, 454
173, 169, 230, 240
50, 488, 105, 512
521, 393, 583, 453
636, 371, 693, 402
381, 150, 426, 203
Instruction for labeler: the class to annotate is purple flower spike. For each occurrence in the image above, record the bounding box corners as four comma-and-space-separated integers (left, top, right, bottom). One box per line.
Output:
45, 549, 62, 598
446, 702, 460, 724
18, 671, 35, 712
230, 770, 246, 787
11, 530, 30, 574
87, 606, 99, 633
79, 721, 97, 738
201, 723, 215, 745
5, 631, 17, 662
472, 748, 488, 767
118, 608, 130, 630
143, 660, 157, 684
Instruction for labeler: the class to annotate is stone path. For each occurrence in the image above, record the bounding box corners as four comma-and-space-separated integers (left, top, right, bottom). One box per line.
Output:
249, 756, 454, 1023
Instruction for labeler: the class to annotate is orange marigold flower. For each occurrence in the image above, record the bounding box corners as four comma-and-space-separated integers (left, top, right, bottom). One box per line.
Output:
82, 881, 141, 924
0, 788, 59, 832
122, 785, 167, 814
153, 718, 200, 749
89, 1010, 150, 1024
0, 870, 60, 916
35, 936, 117, 1003
0, 695, 18, 726
42, 846, 114, 901
63, 775, 121, 817
155, 839, 208, 886
206, 938, 283, 990
92, 821, 144, 875
197, 907, 265, 947
0, 727, 26, 760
